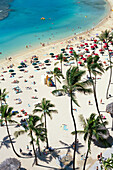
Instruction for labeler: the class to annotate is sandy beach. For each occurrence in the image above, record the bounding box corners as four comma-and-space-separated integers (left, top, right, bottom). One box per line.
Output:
0, 0, 113, 170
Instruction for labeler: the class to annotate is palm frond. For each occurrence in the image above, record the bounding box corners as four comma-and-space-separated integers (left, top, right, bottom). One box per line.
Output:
14, 130, 25, 138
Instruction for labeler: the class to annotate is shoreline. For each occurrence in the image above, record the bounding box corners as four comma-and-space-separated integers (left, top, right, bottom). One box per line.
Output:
0, 0, 112, 67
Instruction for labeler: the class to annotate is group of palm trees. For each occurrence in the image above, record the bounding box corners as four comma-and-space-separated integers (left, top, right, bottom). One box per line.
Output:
0, 89, 57, 165
0, 30, 113, 170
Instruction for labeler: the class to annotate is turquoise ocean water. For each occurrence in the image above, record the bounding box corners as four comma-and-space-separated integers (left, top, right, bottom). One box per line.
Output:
0, 0, 109, 59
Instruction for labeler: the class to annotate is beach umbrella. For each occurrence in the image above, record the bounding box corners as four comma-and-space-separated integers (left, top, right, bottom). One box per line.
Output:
78, 61, 82, 64
99, 49, 104, 52
105, 43, 108, 46
9, 69, 14, 72
69, 47, 73, 50
18, 66, 23, 68
106, 102, 113, 130
103, 45, 107, 48
94, 44, 97, 47
32, 63, 37, 65
64, 53, 68, 56
80, 44, 84, 47
20, 69, 24, 71
20, 62, 25, 65
0, 158, 21, 170
94, 53, 98, 56
94, 39, 97, 43
85, 48, 89, 51
91, 46, 94, 49
34, 66, 39, 68
44, 59, 49, 63
33, 58, 38, 60
69, 51, 73, 54
11, 73, 16, 76
50, 53, 54, 56
55, 55, 59, 58
82, 58, 86, 61
85, 43, 88, 46
61, 48, 65, 52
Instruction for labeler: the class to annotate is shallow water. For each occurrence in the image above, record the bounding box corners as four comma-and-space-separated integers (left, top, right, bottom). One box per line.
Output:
0, 0, 109, 59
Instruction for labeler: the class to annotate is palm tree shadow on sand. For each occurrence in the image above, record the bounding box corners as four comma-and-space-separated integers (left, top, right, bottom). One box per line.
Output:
0, 135, 16, 149
58, 140, 84, 154
36, 140, 84, 169
93, 135, 113, 148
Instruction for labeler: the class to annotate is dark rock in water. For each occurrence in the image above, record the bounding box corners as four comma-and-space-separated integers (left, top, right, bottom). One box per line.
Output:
0, 0, 14, 20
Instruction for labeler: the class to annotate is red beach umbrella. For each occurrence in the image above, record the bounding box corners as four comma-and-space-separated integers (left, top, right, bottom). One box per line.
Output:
105, 43, 107, 46
103, 45, 107, 48
94, 44, 97, 47
82, 58, 86, 61
70, 47, 73, 50
80, 44, 84, 47
94, 53, 98, 56
109, 49, 112, 52
69, 51, 73, 54
81, 55, 83, 57
91, 46, 94, 49
94, 39, 97, 43
88, 55, 91, 57
78, 61, 82, 64
85, 48, 89, 51
85, 43, 88, 46
55, 55, 59, 58
99, 49, 104, 52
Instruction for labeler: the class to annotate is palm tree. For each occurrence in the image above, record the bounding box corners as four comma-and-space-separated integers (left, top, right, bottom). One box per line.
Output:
52, 66, 92, 169
14, 115, 43, 165
0, 88, 8, 105
0, 88, 8, 126
101, 154, 113, 170
56, 53, 63, 73
35, 122, 46, 156
50, 67, 64, 89
86, 55, 104, 118
0, 104, 21, 157
69, 51, 79, 67
99, 30, 113, 99
33, 98, 58, 149
72, 113, 109, 170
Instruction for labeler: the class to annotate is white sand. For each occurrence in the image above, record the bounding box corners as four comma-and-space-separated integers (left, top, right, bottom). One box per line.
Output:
0, 0, 113, 169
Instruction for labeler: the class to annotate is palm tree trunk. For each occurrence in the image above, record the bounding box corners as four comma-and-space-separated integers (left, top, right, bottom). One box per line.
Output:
76, 59, 78, 67
83, 148, 89, 170
38, 143, 41, 156
106, 49, 112, 99
61, 60, 62, 73
30, 131, 38, 165
94, 75, 96, 89
54, 76, 57, 89
89, 72, 100, 116
89, 72, 104, 124
0, 100, 2, 126
70, 96, 77, 170
44, 113, 49, 148
5, 119, 21, 157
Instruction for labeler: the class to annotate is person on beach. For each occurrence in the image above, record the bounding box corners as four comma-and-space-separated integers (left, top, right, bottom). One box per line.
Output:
100, 99, 102, 104
88, 100, 91, 105
27, 145, 29, 150
20, 148, 22, 153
